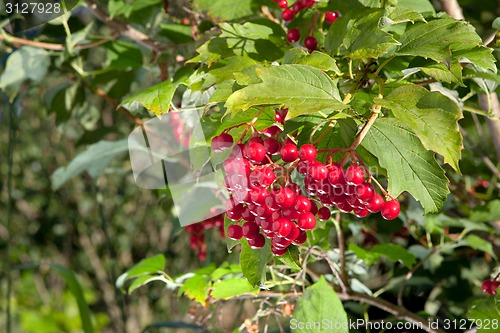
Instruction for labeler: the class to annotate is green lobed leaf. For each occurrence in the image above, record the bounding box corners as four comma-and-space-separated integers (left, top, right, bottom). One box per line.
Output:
468, 299, 500, 332
376, 85, 463, 172
462, 235, 496, 258
159, 23, 194, 44
211, 278, 259, 299
277, 246, 302, 271
0, 46, 50, 99
397, 0, 435, 17
193, 0, 255, 21
349, 243, 416, 268
225, 64, 347, 118
104, 41, 143, 70
121, 67, 192, 116
396, 17, 495, 71
292, 276, 348, 333
240, 241, 271, 287
283, 49, 341, 74
179, 275, 210, 304
51, 139, 129, 190
120, 254, 166, 281
361, 118, 449, 213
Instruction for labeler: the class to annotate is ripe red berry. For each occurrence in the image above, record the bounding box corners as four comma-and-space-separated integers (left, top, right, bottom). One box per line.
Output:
282, 9, 294, 21
309, 162, 328, 181
286, 28, 301, 43
281, 143, 299, 162
242, 221, 260, 239
278, 0, 288, 8
482, 280, 494, 294
367, 193, 384, 213
327, 163, 345, 187
304, 36, 317, 51
353, 207, 369, 218
248, 233, 266, 248
227, 224, 243, 240
381, 199, 400, 220
325, 11, 339, 24
211, 133, 233, 152
272, 246, 288, 256
245, 142, 267, 163
298, 212, 316, 230
275, 187, 296, 207
345, 165, 365, 185
274, 218, 293, 237
291, 1, 303, 13
355, 182, 375, 202
299, 144, 317, 161
300, 0, 314, 7
295, 195, 312, 213
292, 230, 307, 245
317, 207, 331, 221
263, 137, 280, 155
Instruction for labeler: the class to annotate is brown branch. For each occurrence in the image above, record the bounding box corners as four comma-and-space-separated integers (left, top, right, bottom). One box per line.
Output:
0, 33, 116, 51
84, 0, 163, 54
439, 0, 464, 20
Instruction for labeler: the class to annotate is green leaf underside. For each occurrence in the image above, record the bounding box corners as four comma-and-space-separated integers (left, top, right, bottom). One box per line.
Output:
211, 278, 259, 299
396, 17, 495, 71
240, 241, 271, 287
51, 139, 129, 190
292, 276, 348, 333
349, 243, 416, 268
126, 254, 166, 278
361, 118, 449, 213
277, 246, 302, 271
377, 85, 463, 172
121, 67, 191, 116
225, 64, 347, 118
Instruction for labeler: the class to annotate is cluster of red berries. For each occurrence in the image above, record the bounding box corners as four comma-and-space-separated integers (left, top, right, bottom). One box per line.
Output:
275, 0, 339, 52
169, 111, 191, 148
481, 278, 500, 295
210, 108, 400, 256
186, 213, 225, 260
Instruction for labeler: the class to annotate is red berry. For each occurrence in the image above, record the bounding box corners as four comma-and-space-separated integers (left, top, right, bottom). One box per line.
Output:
291, 1, 303, 13
278, 0, 288, 8
345, 165, 365, 185
482, 280, 494, 294
304, 36, 317, 51
242, 221, 260, 239
381, 199, 400, 220
367, 193, 384, 213
285, 223, 300, 240
286, 28, 301, 43
491, 281, 500, 295
299, 144, 317, 161
245, 142, 267, 163
295, 195, 312, 213
263, 137, 280, 155
298, 212, 316, 230
309, 162, 328, 181
282, 9, 294, 21
325, 11, 339, 24
300, 0, 314, 7
227, 224, 243, 240
248, 233, 266, 248
260, 125, 282, 137
292, 230, 307, 245
327, 163, 345, 187
272, 246, 288, 256
275, 187, 296, 208
317, 207, 331, 221
274, 218, 293, 237
211, 133, 233, 152
355, 182, 375, 202
280, 143, 299, 162
353, 207, 369, 218
250, 186, 269, 204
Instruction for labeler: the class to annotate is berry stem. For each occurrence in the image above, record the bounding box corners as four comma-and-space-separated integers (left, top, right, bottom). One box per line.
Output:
348, 104, 380, 152
308, 12, 320, 36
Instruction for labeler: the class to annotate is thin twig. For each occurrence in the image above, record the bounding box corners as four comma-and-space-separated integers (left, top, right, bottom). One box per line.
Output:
0, 33, 117, 51
333, 212, 350, 291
